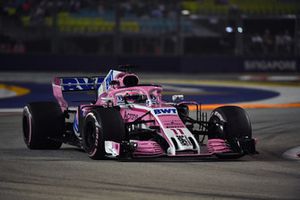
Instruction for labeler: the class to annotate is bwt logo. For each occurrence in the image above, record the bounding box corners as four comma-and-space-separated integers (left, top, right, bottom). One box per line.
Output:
153, 108, 177, 115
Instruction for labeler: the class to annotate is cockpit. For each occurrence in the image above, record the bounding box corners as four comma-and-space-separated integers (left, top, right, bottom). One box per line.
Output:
113, 85, 162, 106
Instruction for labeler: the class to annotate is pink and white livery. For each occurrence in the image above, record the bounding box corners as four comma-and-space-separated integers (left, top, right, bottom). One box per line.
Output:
22, 68, 257, 160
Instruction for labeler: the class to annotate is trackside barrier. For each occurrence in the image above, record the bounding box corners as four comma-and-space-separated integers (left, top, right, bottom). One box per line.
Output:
0, 54, 299, 73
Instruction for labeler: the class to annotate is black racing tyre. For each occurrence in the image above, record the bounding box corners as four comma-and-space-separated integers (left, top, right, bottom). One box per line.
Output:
208, 106, 252, 156
22, 102, 64, 149
82, 107, 126, 160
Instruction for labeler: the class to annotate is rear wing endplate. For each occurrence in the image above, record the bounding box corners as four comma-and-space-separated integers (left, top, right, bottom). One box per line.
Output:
52, 76, 105, 111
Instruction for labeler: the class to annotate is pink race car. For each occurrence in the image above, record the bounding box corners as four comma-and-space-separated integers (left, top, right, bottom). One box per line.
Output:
22, 68, 256, 160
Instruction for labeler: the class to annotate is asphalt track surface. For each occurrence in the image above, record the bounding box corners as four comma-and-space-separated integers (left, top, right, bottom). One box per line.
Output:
0, 108, 300, 200
0, 72, 300, 200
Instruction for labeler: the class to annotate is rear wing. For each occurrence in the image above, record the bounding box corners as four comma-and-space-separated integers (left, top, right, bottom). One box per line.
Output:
52, 76, 105, 111
52, 70, 125, 111
53, 76, 105, 92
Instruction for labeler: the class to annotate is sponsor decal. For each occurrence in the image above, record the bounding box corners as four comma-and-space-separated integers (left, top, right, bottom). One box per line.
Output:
166, 125, 185, 128
170, 128, 191, 146
163, 120, 185, 128
124, 112, 139, 121
244, 60, 297, 72
61, 77, 103, 91
153, 108, 177, 115
176, 135, 190, 146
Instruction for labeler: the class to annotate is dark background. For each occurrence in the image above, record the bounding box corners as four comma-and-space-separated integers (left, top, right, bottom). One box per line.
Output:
1, 0, 300, 73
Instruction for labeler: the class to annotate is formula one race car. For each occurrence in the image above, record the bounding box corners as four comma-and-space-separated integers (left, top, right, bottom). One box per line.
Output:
22, 68, 256, 160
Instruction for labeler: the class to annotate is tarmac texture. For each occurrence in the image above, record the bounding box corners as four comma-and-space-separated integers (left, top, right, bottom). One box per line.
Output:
0, 108, 300, 200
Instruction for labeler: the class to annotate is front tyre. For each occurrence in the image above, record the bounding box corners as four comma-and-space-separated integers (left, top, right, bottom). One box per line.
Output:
208, 106, 255, 158
82, 107, 126, 160
22, 102, 64, 149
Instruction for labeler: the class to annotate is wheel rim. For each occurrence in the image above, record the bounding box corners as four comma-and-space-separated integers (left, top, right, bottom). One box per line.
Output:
84, 120, 99, 156
84, 122, 96, 153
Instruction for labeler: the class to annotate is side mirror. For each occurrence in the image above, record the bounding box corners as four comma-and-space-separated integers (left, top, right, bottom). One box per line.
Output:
172, 95, 184, 102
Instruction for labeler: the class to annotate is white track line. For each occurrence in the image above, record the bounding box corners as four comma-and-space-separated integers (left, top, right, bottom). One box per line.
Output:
0, 108, 23, 113
282, 146, 300, 161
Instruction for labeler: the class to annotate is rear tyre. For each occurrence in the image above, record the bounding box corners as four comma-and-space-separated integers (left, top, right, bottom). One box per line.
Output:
22, 102, 64, 149
208, 106, 252, 158
82, 107, 126, 160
